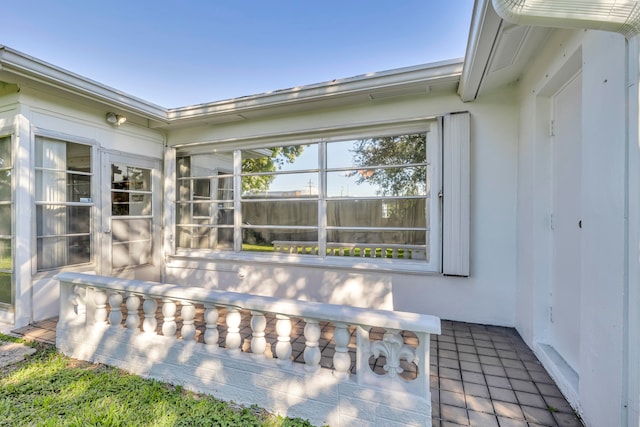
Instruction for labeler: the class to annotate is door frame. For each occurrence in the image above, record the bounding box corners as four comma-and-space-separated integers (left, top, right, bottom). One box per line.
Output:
549, 69, 582, 372
99, 149, 162, 281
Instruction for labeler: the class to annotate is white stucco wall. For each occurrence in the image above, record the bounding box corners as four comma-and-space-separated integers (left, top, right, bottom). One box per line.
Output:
515, 29, 627, 427
166, 89, 519, 327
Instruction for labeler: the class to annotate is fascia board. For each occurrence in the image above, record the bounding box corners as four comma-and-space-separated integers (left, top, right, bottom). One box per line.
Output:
0, 45, 168, 123
167, 59, 463, 122
458, 0, 504, 102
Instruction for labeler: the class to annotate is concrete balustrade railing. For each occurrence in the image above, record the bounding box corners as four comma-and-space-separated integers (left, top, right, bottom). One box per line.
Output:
55, 272, 440, 427
272, 240, 427, 259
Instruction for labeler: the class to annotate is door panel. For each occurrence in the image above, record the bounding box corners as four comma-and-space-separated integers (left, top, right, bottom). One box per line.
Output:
101, 152, 161, 281
550, 71, 582, 372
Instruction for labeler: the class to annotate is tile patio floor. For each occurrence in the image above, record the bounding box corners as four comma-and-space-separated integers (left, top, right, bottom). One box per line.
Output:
13, 316, 583, 427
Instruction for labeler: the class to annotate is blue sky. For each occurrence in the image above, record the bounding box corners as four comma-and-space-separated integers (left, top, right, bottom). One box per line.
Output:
1, 1, 474, 107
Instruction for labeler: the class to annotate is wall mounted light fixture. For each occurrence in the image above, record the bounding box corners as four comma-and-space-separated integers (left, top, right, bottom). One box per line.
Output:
106, 112, 127, 126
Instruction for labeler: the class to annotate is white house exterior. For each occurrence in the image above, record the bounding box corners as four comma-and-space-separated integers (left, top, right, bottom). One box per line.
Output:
0, 1, 639, 426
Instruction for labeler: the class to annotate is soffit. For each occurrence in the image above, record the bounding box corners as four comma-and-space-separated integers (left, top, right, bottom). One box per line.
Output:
459, 0, 551, 101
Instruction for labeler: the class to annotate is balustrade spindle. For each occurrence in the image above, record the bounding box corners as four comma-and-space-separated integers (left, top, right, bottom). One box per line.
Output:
204, 304, 219, 350
333, 322, 351, 378
275, 314, 292, 365
125, 294, 140, 331
303, 318, 321, 372
142, 297, 158, 334
94, 288, 109, 326
250, 311, 267, 358
162, 299, 177, 337
73, 285, 86, 321
225, 307, 242, 351
181, 301, 196, 341
108, 292, 123, 327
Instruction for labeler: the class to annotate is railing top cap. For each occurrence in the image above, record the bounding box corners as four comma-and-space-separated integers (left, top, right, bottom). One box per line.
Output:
56, 272, 441, 334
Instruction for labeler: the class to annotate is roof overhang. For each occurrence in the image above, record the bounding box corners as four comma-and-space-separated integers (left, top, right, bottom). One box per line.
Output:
459, 0, 640, 102
493, 0, 640, 38
165, 59, 463, 128
0, 46, 168, 125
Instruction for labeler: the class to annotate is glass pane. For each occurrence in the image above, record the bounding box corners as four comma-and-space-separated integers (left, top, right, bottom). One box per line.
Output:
68, 174, 92, 202
36, 138, 91, 171
242, 200, 317, 226
0, 171, 10, 202
188, 152, 234, 177
241, 143, 317, 174
35, 204, 88, 235
177, 178, 191, 202
326, 133, 427, 169
193, 179, 210, 198
67, 143, 91, 172
176, 225, 233, 250
0, 272, 11, 305
242, 172, 319, 198
0, 238, 11, 270
112, 164, 151, 191
68, 235, 91, 264
112, 192, 152, 216
0, 205, 11, 236
37, 235, 90, 269
35, 170, 66, 202
327, 199, 427, 228
176, 203, 192, 225
0, 137, 11, 168
327, 166, 427, 197
327, 230, 427, 260
67, 206, 91, 234
177, 156, 191, 178
243, 228, 318, 254
36, 205, 67, 236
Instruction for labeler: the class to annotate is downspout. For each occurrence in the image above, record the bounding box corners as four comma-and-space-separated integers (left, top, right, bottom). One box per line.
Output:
491, 1, 640, 425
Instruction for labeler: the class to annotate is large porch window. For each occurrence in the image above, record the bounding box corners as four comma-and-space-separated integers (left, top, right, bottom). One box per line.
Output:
35, 136, 92, 270
176, 122, 439, 266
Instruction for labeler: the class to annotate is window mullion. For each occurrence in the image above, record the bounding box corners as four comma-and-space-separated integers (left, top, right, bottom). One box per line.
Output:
233, 150, 242, 252
318, 141, 327, 257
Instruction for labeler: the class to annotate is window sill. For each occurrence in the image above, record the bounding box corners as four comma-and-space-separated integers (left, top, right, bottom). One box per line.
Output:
169, 250, 441, 276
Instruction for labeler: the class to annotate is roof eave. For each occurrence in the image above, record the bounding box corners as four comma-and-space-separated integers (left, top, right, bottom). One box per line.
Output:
167, 59, 463, 124
458, 0, 504, 102
0, 45, 168, 123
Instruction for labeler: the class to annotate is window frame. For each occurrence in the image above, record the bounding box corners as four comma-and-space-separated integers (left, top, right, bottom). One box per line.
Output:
0, 131, 14, 307
32, 130, 97, 273
174, 119, 442, 273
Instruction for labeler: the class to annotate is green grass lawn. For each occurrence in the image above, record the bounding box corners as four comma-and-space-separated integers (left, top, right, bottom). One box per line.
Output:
0, 335, 316, 427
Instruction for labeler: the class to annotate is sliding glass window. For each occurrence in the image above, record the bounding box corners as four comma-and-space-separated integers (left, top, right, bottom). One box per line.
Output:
35, 136, 92, 270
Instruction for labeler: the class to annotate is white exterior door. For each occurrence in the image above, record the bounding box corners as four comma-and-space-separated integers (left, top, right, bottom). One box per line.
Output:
100, 152, 161, 281
550, 71, 582, 372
